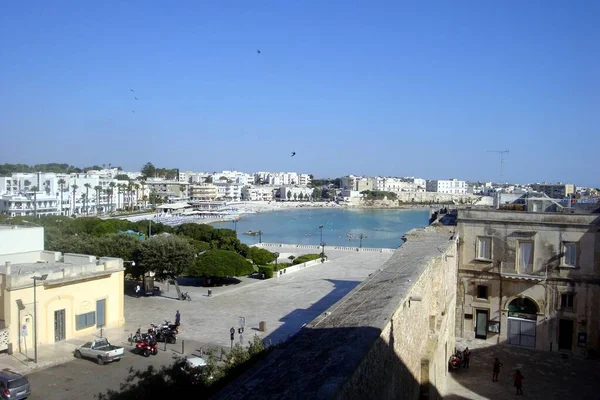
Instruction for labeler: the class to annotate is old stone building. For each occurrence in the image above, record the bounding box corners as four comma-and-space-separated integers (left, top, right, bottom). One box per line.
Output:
456, 208, 600, 354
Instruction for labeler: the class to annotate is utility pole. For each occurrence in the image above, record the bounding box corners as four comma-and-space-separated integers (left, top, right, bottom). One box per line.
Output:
486, 150, 509, 179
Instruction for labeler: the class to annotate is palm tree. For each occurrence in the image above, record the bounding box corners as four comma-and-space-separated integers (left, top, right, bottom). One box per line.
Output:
71, 184, 79, 215
30, 185, 39, 218
180, 185, 187, 200
134, 184, 140, 210
94, 185, 102, 215
139, 181, 147, 209
58, 178, 66, 216
84, 183, 92, 215
127, 181, 135, 211
109, 182, 116, 212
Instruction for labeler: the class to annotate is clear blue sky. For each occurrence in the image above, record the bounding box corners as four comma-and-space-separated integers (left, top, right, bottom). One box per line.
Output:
1, 1, 598, 187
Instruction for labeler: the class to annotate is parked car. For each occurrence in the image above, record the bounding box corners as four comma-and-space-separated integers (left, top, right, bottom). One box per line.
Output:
0, 370, 31, 400
74, 338, 124, 365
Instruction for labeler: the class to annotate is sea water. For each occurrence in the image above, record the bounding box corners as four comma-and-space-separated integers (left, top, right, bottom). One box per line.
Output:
212, 208, 430, 249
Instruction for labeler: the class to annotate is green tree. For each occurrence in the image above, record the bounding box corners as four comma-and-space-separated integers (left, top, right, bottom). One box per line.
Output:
84, 183, 92, 215
114, 174, 130, 180
136, 235, 195, 280
141, 162, 156, 178
175, 223, 215, 242
286, 190, 292, 201
188, 250, 254, 278
248, 247, 275, 265
94, 185, 102, 215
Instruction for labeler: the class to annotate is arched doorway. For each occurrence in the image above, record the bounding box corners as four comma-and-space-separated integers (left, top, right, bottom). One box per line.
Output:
507, 297, 538, 348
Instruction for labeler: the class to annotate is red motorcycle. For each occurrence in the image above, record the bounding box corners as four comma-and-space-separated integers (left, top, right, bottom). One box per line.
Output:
135, 333, 158, 357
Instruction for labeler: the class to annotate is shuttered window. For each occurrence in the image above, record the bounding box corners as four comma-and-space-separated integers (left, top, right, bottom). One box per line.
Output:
76, 311, 96, 330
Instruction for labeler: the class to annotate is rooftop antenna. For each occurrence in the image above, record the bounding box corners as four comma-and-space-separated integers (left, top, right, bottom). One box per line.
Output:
486, 150, 509, 179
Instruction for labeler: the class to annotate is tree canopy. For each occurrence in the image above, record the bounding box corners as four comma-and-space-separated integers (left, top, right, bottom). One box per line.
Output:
248, 247, 276, 265
187, 249, 254, 278
137, 235, 196, 280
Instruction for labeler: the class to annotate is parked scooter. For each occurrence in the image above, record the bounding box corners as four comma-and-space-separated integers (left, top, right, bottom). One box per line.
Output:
128, 327, 143, 345
156, 328, 177, 344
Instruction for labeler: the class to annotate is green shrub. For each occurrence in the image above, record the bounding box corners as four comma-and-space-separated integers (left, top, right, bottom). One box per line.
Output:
188, 249, 254, 278
258, 265, 274, 279
274, 262, 292, 271
292, 254, 322, 265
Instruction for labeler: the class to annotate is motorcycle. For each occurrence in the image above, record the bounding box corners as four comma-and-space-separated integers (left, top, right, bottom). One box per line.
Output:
156, 328, 177, 344
135, 333, 158, 357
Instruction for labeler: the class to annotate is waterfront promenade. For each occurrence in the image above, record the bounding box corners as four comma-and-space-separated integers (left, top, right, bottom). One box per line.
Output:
122, 246, 394, 349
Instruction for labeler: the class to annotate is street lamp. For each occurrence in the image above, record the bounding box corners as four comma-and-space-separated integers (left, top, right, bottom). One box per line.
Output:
258, 230, 263, 244
32, 274, 48, 363
232, 218, 238, 233
358, 233, 367, 248
274, 252, 279, 269
318, 225, 324, 243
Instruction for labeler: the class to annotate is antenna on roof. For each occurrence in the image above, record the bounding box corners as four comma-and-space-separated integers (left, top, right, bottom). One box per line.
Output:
486, 150, 510, 179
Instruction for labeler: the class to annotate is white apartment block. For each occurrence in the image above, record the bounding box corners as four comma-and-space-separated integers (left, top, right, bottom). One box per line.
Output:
340, 175, 375, 192
0, 192, 60, 217
241, 185, 276, 202
277, 186, 313, 201
214, 182, 243, 201
211, 171, 253, 186
254, 172, 311, 187
426, 179, 467, 194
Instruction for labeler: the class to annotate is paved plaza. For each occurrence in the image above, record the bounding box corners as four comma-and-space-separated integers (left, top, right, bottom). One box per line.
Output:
444, 337, 600, 399
123, 247, 394, 349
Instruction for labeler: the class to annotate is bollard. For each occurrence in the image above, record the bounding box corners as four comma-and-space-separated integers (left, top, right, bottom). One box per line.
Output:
208, 289, 212, 297
181, 339, 185, 355
164, 338, 167, 351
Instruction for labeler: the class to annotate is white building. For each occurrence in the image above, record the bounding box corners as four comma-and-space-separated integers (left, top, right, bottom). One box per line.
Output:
215, 182, 243, 201
211, 171, 253, 186
0, 192, 60, 217
242, 185, 276, 201
426, 179, 467, 195
277, 186, 313, 201
254, 172, 311, 187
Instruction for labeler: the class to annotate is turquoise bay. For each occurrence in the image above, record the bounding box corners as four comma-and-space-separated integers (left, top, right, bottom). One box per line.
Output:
212, 208, 430, 249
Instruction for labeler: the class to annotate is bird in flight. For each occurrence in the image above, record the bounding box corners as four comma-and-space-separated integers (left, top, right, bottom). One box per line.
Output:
291, 152, 296, 157
132, 110, 135, 113
257, 49, 261, 54
130, 89, 135, 93
134, 97, 138, 100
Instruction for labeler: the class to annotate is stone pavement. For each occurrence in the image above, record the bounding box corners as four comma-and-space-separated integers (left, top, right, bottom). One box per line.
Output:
124, 247, 393, 349
444, 337, 600, 399
0, 247, 391, 375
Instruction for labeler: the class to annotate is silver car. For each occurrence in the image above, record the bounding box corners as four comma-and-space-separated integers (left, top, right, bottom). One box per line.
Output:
0, 370, 31, 400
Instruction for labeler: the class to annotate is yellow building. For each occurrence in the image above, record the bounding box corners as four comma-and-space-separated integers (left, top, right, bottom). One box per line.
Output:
0, 225, 125, 354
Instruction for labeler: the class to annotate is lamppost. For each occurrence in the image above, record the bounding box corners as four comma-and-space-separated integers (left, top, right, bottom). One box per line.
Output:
232, 218, 238, 233
274, 252, 279, 269
318, 225, 324, 243
258, 230, 263, 244
358, 233, 367, 248
32, 274, 48, 363
320, 242, 326, 263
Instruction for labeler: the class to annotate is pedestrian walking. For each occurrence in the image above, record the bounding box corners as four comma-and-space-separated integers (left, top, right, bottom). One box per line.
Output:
492, 357, 503, 382
513, 369, 524, 395
462, 347, 471, 368
135, 284, 141, 298
175, 310, 181, 326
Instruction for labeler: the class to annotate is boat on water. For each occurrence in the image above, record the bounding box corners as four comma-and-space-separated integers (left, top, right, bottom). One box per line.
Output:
242, 230, 261, 236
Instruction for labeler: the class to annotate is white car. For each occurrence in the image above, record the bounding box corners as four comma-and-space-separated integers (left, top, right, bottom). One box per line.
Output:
186, 356, 207, 370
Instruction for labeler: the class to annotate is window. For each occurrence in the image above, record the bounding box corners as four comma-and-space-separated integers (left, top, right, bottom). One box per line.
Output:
476, 285, 488, 299
563, 243, 577, 267
560, 293, 574, 310
517, 241, 534, 274
76, 311, 96, 330
476, 237, 492, 260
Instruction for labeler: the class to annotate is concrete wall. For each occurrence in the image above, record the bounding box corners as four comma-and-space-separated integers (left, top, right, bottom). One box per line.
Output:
338, 233, 457, 399
348, 192, 483, 207
0, 226, 44, 258
216, 227, 458, 400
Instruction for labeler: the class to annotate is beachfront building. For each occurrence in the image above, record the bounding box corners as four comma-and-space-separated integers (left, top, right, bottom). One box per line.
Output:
340, 175, 375, 192
242, 185, 276, 201
0, 192, 60, 218
371, 177, 427, 193
426, 179, 467, 194
215, 182, 243, 201
0, 171, 133, 217
189, 183, 218, 201
277, 186, 312, 201
254, 172, 311, 187
456, 208, 600, 354
0, 224, 125, 354
211, 171, 253, 186
530, 183, 576, 199
146, 178, 188, 203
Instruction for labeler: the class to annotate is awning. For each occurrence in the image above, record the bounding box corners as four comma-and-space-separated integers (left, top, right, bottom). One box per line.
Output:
501, 273, 544, 282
